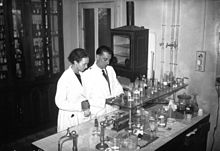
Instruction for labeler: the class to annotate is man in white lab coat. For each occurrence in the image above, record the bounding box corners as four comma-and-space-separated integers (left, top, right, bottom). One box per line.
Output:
82, 45, 124, 116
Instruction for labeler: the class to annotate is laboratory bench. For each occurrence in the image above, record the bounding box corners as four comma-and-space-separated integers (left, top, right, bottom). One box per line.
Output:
32, 108, 210, 151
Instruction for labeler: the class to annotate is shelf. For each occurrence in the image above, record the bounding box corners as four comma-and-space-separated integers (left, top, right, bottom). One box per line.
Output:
106, 84, 188, 109
114, 44, 130, 48
115, 54, 129, 58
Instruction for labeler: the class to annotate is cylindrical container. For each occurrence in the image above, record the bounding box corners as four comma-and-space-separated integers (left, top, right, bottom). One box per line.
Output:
122, 135, 137, 151
143, 111, 150, 133
126, 1, 134, 26
198, 108, 203, 116
139, 87, 144, 97
81, 100, 90, 117
158, 114, 166, 127
149, 116, 157, 138
109, 138, 121, 151
133, 88, 140, 100
177, 93, 191, 114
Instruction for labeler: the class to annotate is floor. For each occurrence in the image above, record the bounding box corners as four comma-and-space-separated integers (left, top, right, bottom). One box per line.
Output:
0, 126, 57, 151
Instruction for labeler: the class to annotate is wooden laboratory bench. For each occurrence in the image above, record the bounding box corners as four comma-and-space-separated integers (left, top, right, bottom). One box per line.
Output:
32, 111, 210, 151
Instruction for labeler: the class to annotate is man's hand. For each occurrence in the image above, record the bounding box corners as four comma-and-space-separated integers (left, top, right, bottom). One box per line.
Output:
106, 97, 115, 104
83, 109, 91, 117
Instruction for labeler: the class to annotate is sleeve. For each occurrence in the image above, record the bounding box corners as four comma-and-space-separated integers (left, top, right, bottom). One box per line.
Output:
81, 71, 92, 101
55, 75, 82, 112
81, 71, 106, 108
109, 67, 124, 96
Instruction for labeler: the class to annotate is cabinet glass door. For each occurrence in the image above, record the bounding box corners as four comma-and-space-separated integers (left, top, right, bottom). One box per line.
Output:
12, 0, 25, 79
0, 0, 8, 80
31, 0, 63, 78
49, 0, 61, 74
31, 0, 45, 77
113, 35, 130, 67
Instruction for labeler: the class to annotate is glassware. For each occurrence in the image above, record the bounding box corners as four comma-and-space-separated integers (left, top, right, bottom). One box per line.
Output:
122, 135, 138, 151
149, 116, 157, 138
158, 107, 167, 127
81, 100, 91, 117
177, 93, 191, 114
191, 93, 199, 114
107, 137, 121, 151
92, 117, 100, 136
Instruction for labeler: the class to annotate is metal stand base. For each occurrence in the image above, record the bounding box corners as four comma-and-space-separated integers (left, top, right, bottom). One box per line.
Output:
96, 143, 108, 150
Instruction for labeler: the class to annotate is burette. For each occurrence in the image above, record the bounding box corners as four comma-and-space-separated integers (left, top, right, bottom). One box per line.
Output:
160, 0, 167, 82
173, 0, 180, 77
169, 0, 176, 74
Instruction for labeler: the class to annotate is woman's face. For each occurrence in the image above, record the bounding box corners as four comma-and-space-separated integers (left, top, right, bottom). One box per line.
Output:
76, 57, 89, 72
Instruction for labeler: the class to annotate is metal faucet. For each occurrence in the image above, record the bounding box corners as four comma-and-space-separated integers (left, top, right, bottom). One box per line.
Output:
96, 117, 113, 150
58, 128, 78, 151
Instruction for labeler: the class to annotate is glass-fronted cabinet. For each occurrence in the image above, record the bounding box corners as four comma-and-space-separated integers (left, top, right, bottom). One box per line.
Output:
1, 0, 64, 144
30, 0, 63, 78
0, 0, 9, 81
0, 0, 63, 82
111, 26, 149, 82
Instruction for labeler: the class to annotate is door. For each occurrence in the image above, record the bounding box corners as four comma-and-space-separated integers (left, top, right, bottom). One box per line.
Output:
78, 2, 117, 66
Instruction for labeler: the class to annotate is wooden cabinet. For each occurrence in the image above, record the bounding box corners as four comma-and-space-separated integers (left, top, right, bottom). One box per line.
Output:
0, 0, 10, 82
157, 114, 210, 151
0, 0, 64, 144
0, 0, 64, 82
111, 25, 149, 82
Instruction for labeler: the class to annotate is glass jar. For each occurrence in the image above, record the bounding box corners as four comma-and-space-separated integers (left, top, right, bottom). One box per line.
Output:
158, 107, 167, 127
177, 93, 191, 114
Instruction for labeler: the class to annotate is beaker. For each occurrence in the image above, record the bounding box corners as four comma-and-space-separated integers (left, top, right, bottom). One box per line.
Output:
149, 116, 157, 138
122, 135, 138, 151
108, 137, 121, 151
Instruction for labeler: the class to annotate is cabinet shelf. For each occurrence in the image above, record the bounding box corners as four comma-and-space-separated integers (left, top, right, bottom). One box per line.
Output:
114, 43, 130, 48
115, 54, 129, 58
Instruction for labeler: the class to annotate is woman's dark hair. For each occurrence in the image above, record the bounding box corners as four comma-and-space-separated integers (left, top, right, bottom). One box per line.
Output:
96, 45, 113, 56
68, 48, 89, 64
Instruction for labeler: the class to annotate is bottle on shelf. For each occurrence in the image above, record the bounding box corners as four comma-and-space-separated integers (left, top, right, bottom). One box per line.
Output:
139, 74, 147, 97
16, 63, 22, 78
158, 107, 167, 127
185, 103, 193, 121
134, 76, 140, 88
191, 93, 199, 114
133, 76, 140, 101
133, 86, 140, 101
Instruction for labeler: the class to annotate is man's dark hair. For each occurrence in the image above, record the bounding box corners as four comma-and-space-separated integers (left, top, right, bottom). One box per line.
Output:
96, 45, 113, 56
68, 48, 89, 64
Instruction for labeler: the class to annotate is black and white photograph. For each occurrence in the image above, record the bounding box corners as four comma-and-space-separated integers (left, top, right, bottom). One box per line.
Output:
1, 0, 220, 151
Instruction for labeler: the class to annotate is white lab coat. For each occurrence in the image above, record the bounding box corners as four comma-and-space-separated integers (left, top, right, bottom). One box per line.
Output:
55, 66, 90, 132
82, 63, 124, 116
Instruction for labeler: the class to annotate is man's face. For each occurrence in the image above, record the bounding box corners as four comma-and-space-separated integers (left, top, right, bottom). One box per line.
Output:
76, 57, 89, 72
96, 52, 112, 69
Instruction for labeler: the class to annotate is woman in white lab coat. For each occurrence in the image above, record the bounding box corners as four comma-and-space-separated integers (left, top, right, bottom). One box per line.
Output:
55, 48, 90, 132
